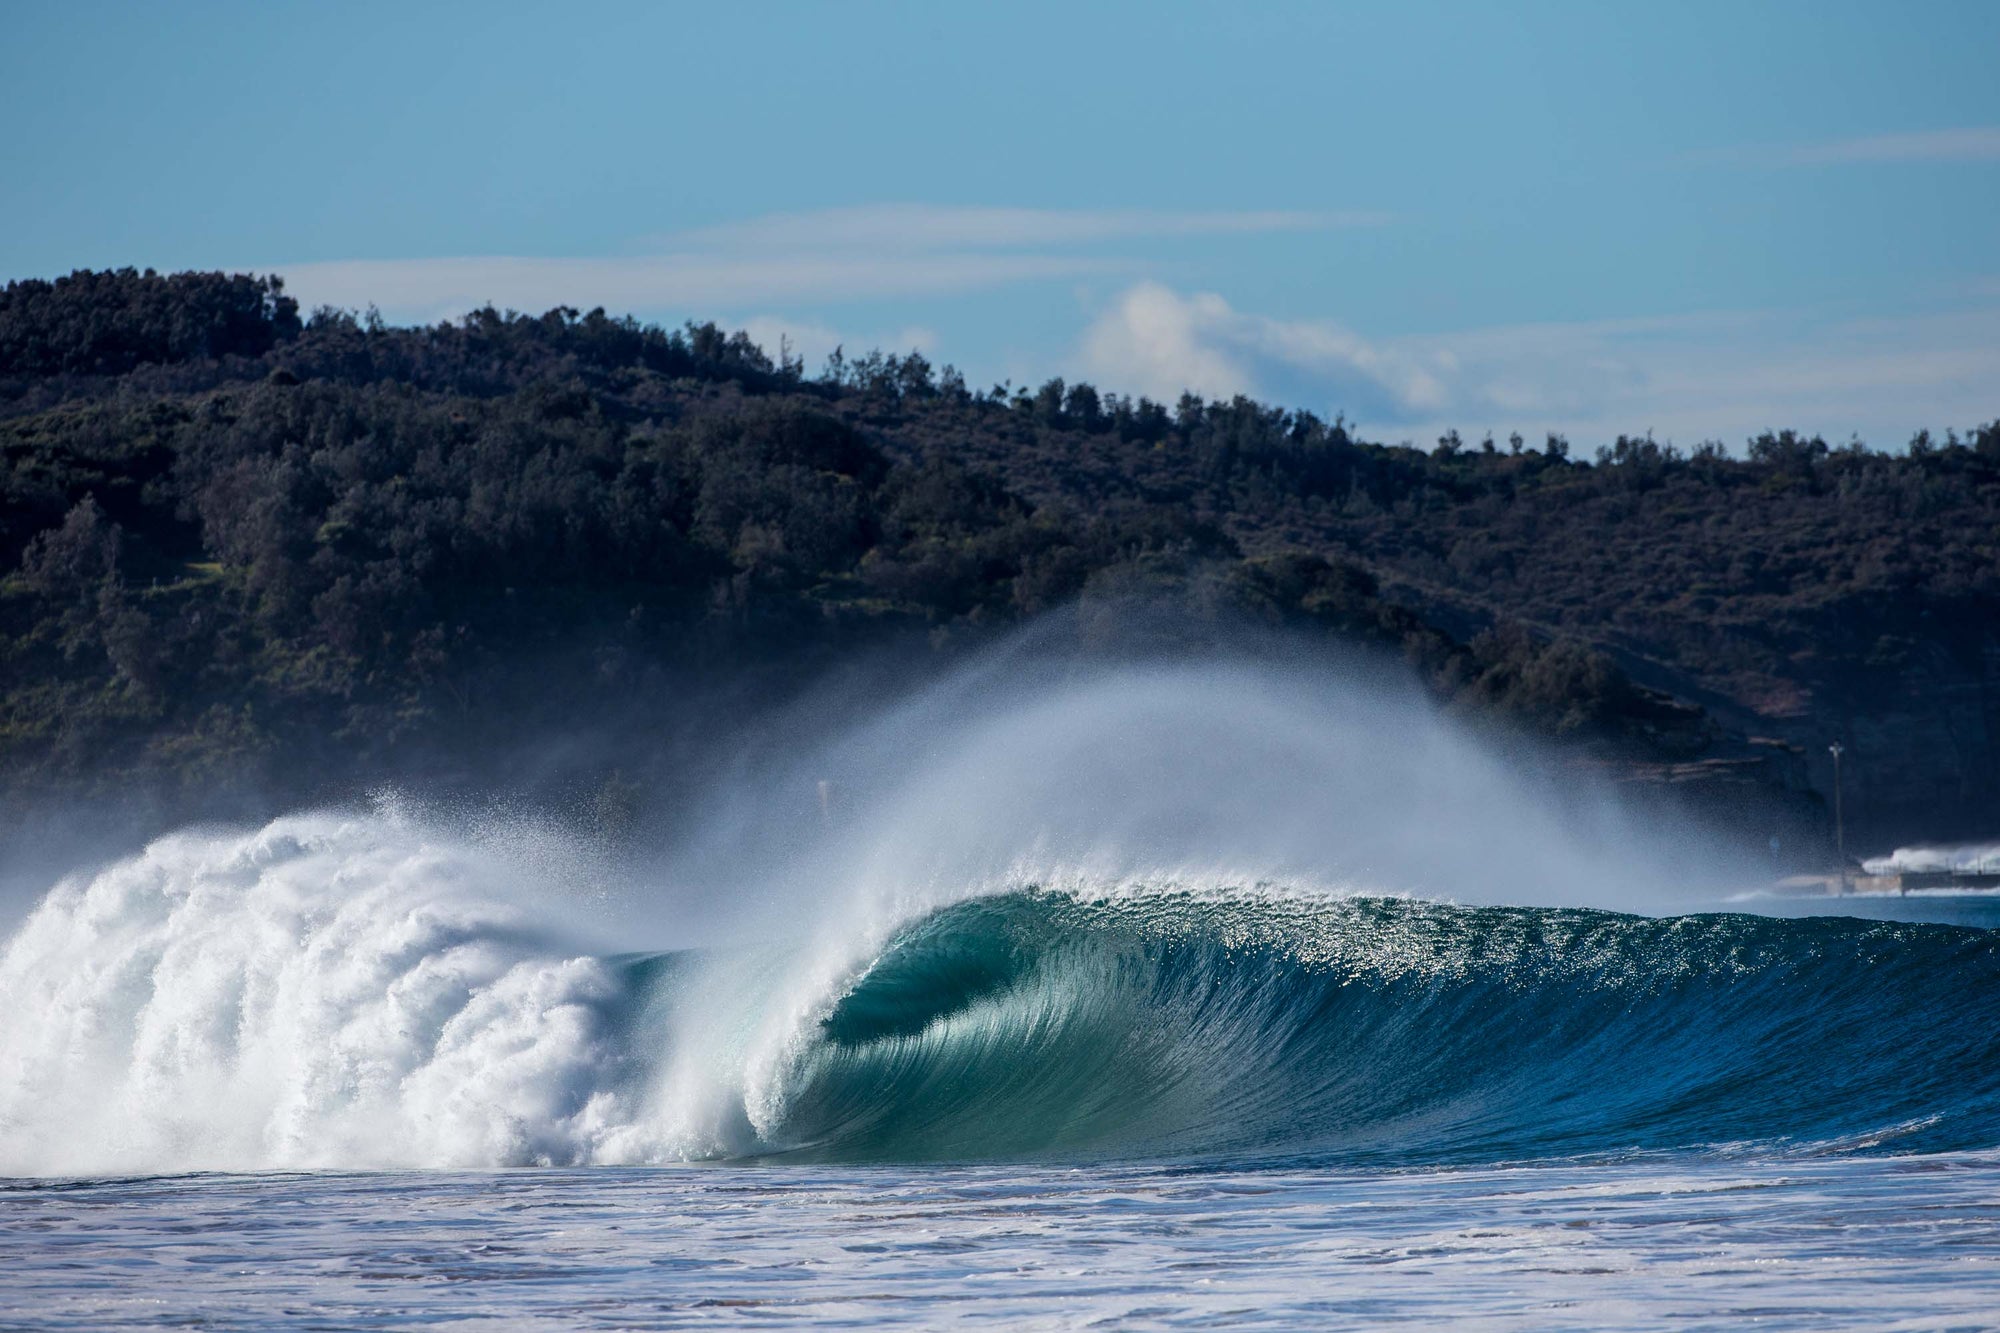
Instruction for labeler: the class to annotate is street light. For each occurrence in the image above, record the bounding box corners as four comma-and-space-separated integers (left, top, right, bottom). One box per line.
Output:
1828, 741, 1847, 879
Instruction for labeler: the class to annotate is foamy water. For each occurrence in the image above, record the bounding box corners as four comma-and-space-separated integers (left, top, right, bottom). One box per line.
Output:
1865, 841, 2000, 875
9, 1158, 2000, 1330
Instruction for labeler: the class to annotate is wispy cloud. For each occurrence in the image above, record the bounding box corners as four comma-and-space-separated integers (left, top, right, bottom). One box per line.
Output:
279, 252, 1114, 324
1077, 282, 2000, 447
671, 204, 1388, 252
279, 204, 1378, 323
1786, 126, 2000, 164
1706, 125, 2000, 167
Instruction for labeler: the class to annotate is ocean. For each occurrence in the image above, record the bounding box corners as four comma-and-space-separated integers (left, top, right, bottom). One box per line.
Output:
10, 1155, 2000, 1329
4, 807, 2000, 1329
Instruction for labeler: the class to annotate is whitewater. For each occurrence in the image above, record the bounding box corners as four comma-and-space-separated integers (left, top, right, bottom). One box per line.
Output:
6, 658, 2000, 1328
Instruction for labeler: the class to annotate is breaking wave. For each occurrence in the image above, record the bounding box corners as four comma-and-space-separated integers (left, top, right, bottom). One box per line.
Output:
5, 813, 1999, 1176
1865, 842, 2000, 876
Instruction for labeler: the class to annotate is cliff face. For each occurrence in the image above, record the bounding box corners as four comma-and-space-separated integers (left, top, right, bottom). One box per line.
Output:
1808, 630, 2000, 845
1460, 608, 2000, 854
1611, 599, 2000, 849
1604, 738, 1821, 844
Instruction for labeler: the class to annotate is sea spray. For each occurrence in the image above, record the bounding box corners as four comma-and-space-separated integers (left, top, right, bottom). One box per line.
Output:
651, 654, 1737, 959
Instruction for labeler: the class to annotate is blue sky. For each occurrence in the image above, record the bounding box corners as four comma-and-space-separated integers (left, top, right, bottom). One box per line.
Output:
4, 0, 1997, 447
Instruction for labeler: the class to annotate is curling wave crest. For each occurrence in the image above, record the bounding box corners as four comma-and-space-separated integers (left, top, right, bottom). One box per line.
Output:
6, 812, 1999, 1176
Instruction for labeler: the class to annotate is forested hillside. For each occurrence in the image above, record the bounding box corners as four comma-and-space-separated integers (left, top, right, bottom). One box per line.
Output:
5, 269, 1995, 847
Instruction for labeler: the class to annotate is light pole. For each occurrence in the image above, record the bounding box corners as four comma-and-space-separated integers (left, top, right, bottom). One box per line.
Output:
1828, 741, 1847, 882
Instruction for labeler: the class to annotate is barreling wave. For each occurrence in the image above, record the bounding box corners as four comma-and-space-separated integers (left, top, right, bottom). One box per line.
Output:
761, 890, 2000, 1163
4, 815, 2000, 1176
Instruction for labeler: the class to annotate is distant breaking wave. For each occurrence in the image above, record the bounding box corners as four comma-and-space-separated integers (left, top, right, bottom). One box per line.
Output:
1864, 843, 2000, 876
5, 813, 1999, 1176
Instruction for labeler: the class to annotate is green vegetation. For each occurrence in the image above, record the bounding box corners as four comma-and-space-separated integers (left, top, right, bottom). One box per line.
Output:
4, 269, 1994, 841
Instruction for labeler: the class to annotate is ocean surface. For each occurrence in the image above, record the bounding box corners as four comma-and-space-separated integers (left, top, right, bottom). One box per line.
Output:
5, 811, 2000, 1329
8, 1156, 2000, 1330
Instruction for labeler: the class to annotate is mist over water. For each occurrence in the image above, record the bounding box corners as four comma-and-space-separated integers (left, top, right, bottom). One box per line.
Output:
6, 641, 1997, 1180
656, 646, 1726, 934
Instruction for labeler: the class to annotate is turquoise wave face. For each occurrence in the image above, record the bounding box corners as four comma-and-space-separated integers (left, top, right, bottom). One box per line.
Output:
718, 892, 2000, 1164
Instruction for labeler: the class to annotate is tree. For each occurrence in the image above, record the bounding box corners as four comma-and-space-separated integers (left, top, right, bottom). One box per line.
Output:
0, 269, 300, 374
20, 496, 121, 598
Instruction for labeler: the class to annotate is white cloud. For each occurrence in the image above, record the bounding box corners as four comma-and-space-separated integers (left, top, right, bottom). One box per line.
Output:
1079, 282, 1450, 420
1076, 282, 2000, 447
278, 204, 1381, 324
1079, 284, 1255, 402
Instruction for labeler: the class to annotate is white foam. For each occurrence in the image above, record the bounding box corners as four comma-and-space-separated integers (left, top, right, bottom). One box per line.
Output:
0, 813, 631, 1175
1863, 841, 2000, 875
